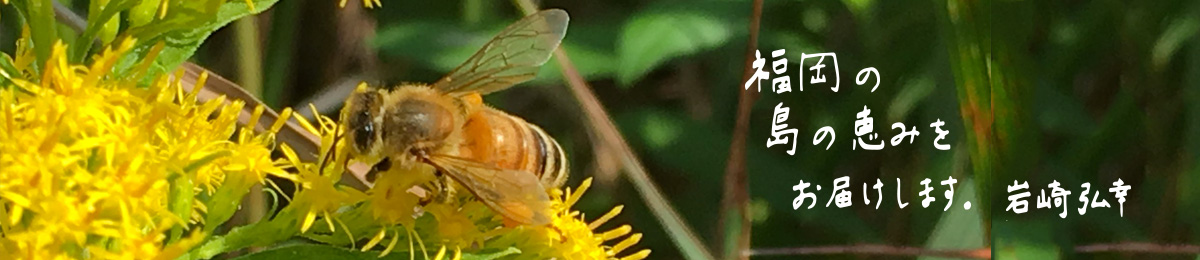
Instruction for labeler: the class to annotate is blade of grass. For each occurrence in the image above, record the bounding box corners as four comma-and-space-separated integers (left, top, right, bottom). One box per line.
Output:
719, 0, 762, 259
233, 15, 267, 241
940, 0, 996, 237
512, 1, 714, 260
262, 0, 304, 107
22, 0, 58, 67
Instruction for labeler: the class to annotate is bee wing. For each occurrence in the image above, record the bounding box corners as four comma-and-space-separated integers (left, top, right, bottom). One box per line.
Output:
425, 154, 552, 225
431, 9, 568, 96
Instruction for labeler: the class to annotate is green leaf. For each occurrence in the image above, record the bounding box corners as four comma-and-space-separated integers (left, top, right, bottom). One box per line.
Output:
114, 0, 279, 80
72, 0, 140, 62
1151, 16, 1199, 68
203, 172, 255, 233
230, 244, 521, 260
886, 74, 935, 123
373, 21, 616, 84
530, 43, 617, 84
447, 247, 521, 260
917, 178, 986, 260
128, 0, 162, 28
616, 11, 730, 86
0, 53, 21, 85
994, 220, 1062, 259
166, 172, 195, 244
996, 240, 1060, 260
840, 0, 874, 19
993, 221, 1060, 260
86, 0, 124, 45
373, 20, 483, 76
13, 0, 58, 68
635, 110, 684, 150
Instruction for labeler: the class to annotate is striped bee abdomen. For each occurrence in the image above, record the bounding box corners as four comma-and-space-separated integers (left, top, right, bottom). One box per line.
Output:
459, 107, 568, 189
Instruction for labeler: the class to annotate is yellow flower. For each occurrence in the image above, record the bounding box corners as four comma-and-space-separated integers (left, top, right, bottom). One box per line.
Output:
366, 162, 434, 227
339, 0, 382, 8
283, 103, 649, 259
490, 178, 651, 260
0, 39, 297, 259
272, 110, 367, 235
425, 200, 489, 248
2, 1, 649, 259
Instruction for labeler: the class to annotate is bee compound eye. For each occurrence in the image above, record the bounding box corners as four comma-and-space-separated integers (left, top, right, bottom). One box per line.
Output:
354, 111, 375, 150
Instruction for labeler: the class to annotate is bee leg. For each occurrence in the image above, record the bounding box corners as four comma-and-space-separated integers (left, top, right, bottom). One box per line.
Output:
433, 170, 457, 204
417, 184, 435, 206
416, 171, 453, 206
365, 158, 392, 183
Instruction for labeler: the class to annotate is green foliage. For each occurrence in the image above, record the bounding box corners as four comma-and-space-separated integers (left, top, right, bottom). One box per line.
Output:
993, 220, 1061, 259
230, 244, 520, 260
918, 179, 985, 260
985, 0, 1200, 257
372, 20, 619, 85
616, 11, 731, 86
372, 5, 737, 88
638, 110, 685, 150
1, 0, 1182, 257
113, 0, 279, 80
9, 0, 58, 67
0, 52, 21, 88
5, 0, 277, 80
1152, 16, 1199, 68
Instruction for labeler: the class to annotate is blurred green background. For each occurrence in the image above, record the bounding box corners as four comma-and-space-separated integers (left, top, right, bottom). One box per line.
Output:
989, 0, 1200, 259
200, 0, 985, 258
3, 0, 1199, 258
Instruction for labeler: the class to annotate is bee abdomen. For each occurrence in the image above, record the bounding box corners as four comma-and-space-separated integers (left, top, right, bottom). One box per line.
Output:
528, 122, 568, 188
464, 108, 569, 189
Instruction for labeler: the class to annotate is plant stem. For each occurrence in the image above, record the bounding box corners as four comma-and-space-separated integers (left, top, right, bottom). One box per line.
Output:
235, 17, 264, 97
262, 0, 304, 108
233, 17, 267, 251
719, 0, 762, 259
511, 2, 715, 260
1076, 243, 1200, 254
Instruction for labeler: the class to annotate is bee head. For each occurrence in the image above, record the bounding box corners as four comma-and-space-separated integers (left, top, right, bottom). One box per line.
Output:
343, 87, 384, 157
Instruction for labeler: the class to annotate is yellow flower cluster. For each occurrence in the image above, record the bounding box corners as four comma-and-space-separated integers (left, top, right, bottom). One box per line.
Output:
0, 39, 294, 259
496, 178, 652, 260
0, 13, 650, 260
289, 118, 652, 259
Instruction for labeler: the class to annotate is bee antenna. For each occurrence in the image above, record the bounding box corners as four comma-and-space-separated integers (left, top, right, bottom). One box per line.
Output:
320, 123, 342, 175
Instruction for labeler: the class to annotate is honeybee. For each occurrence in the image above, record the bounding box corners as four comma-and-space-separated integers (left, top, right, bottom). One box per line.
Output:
339, 9, 570, 225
